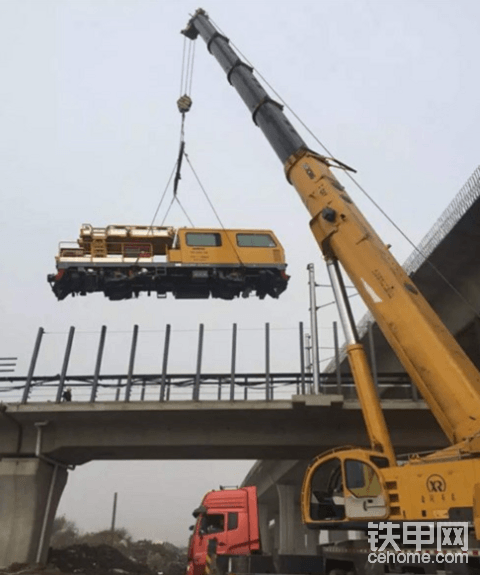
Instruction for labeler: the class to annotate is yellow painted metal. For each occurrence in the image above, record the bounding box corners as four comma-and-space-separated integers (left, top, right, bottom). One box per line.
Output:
302, 446, 480, 527
345, 344, 395, 464
169, 228, 285, 265
78, 224, 175, 256
285, 149, 480, 446
61, 225, 285, 267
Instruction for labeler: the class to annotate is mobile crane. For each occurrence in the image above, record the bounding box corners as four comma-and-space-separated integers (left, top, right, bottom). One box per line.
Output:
182, 7, 480, 573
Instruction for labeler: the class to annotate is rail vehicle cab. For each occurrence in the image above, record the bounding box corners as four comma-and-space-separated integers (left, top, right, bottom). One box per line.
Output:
301, 448, 390, 528
167, 228, 285, 265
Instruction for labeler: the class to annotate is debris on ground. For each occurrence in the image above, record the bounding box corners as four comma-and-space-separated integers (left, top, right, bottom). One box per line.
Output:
48, 544, 156, 575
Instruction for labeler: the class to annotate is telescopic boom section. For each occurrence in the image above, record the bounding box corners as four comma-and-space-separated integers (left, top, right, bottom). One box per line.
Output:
183, 9, 480, 447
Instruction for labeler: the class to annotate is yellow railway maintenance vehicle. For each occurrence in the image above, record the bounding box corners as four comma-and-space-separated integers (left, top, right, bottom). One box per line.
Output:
47, 224, 289, 301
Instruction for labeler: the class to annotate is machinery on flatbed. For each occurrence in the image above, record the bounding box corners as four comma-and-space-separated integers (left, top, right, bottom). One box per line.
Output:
48, 224, 289, 301
182, 8, 480, 575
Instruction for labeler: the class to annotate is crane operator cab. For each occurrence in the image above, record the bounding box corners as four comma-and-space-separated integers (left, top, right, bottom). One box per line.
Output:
301, 448, 390, 528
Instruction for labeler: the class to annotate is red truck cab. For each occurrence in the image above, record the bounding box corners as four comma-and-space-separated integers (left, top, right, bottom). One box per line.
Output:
186, 486, 260, 575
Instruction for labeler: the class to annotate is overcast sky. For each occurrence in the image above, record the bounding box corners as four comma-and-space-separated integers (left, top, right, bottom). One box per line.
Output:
1, 0, 479, 545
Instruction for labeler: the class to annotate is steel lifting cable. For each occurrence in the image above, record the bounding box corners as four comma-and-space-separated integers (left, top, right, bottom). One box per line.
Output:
148, 160, 178, 232
209, 17, 480, 319
184, 152, 245, 266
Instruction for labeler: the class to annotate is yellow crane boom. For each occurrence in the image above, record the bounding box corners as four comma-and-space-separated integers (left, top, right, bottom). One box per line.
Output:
184, 8, 480, 536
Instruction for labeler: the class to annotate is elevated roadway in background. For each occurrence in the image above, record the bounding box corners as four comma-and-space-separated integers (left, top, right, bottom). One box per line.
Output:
356, 166, 480, 375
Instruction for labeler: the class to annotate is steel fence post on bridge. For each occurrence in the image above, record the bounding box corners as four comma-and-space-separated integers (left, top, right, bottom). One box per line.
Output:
333, 321, 343, 395
308, 263, 320, 394
411, 380, 419, 401
22, 327, 44, 404
265, 322, 271, 400
230, 323, 237, 401
56, 326, 75, 403
193, 323, 204, 401
299, 322, 306, 394
90, 325, 107, 403
125, 324, 139, 402
160, 324, 171, 401
115, 378, 122, 401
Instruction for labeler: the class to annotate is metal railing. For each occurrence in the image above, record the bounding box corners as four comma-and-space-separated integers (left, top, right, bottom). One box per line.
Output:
0, 323, 418, 404
0, 371, 414, 404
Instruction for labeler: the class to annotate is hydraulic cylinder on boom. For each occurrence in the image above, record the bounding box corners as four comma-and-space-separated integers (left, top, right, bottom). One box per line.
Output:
183, 8, 480, 541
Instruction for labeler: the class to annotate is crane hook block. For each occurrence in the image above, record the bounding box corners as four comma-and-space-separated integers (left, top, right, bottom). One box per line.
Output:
177, 94, 192, 113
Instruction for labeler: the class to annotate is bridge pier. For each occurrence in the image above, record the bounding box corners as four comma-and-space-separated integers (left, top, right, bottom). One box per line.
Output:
0, 458, 68, 568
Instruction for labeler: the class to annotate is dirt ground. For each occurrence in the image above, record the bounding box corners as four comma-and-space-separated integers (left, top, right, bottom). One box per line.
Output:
0, 544, 157, 575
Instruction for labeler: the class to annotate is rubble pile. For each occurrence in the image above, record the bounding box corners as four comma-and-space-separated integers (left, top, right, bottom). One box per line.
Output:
48, 544, 155, 575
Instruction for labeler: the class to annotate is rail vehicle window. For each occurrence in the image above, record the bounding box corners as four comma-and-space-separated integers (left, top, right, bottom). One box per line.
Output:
309, 457, 345, 521
186, 233, 222, 247
227, 512, 238, 530
236, 234, 276, 248
345, 460, 381, 498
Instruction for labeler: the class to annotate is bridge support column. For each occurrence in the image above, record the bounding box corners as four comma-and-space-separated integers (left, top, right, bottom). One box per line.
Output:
305, 529, 318, 553
258, 503, 271, 553
276, 484, 305, 554
0, 458, 68, 568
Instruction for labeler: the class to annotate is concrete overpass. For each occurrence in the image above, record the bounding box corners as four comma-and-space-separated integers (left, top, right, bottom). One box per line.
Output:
0, 395, 444, 567
353, 165, 480, 375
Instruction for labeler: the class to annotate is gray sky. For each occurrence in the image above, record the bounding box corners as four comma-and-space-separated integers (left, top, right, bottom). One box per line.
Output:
1, 0, 479, 545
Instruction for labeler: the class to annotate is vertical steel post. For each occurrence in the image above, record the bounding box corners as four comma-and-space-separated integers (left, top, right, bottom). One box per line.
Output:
160, 324, 171, 401
111, 492, 118, 543
305, 333, 312, 393
115, 378, 122, 401
367, 321, 379, 391
218, 379, 222, 400
411, 379, 419, 400
166, 379, 171, 400
91, 325, 107, 403
140, 380, 146, 401
307, 264, 320, 394
265, 322, 271, 400
299, 322, 305, 394
22, 327, 44, 404
230, 323, 237, 401
333, 321, 343, 395
56, 326, 75, 403
193, 323, 204, 400
125, 324, 138, 402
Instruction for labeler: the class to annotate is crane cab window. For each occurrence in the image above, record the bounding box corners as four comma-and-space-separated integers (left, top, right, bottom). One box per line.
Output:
345, 460, 381, 498
236, 233, 276, 248
309, 457, 345, 521
186, 233, 222, 247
